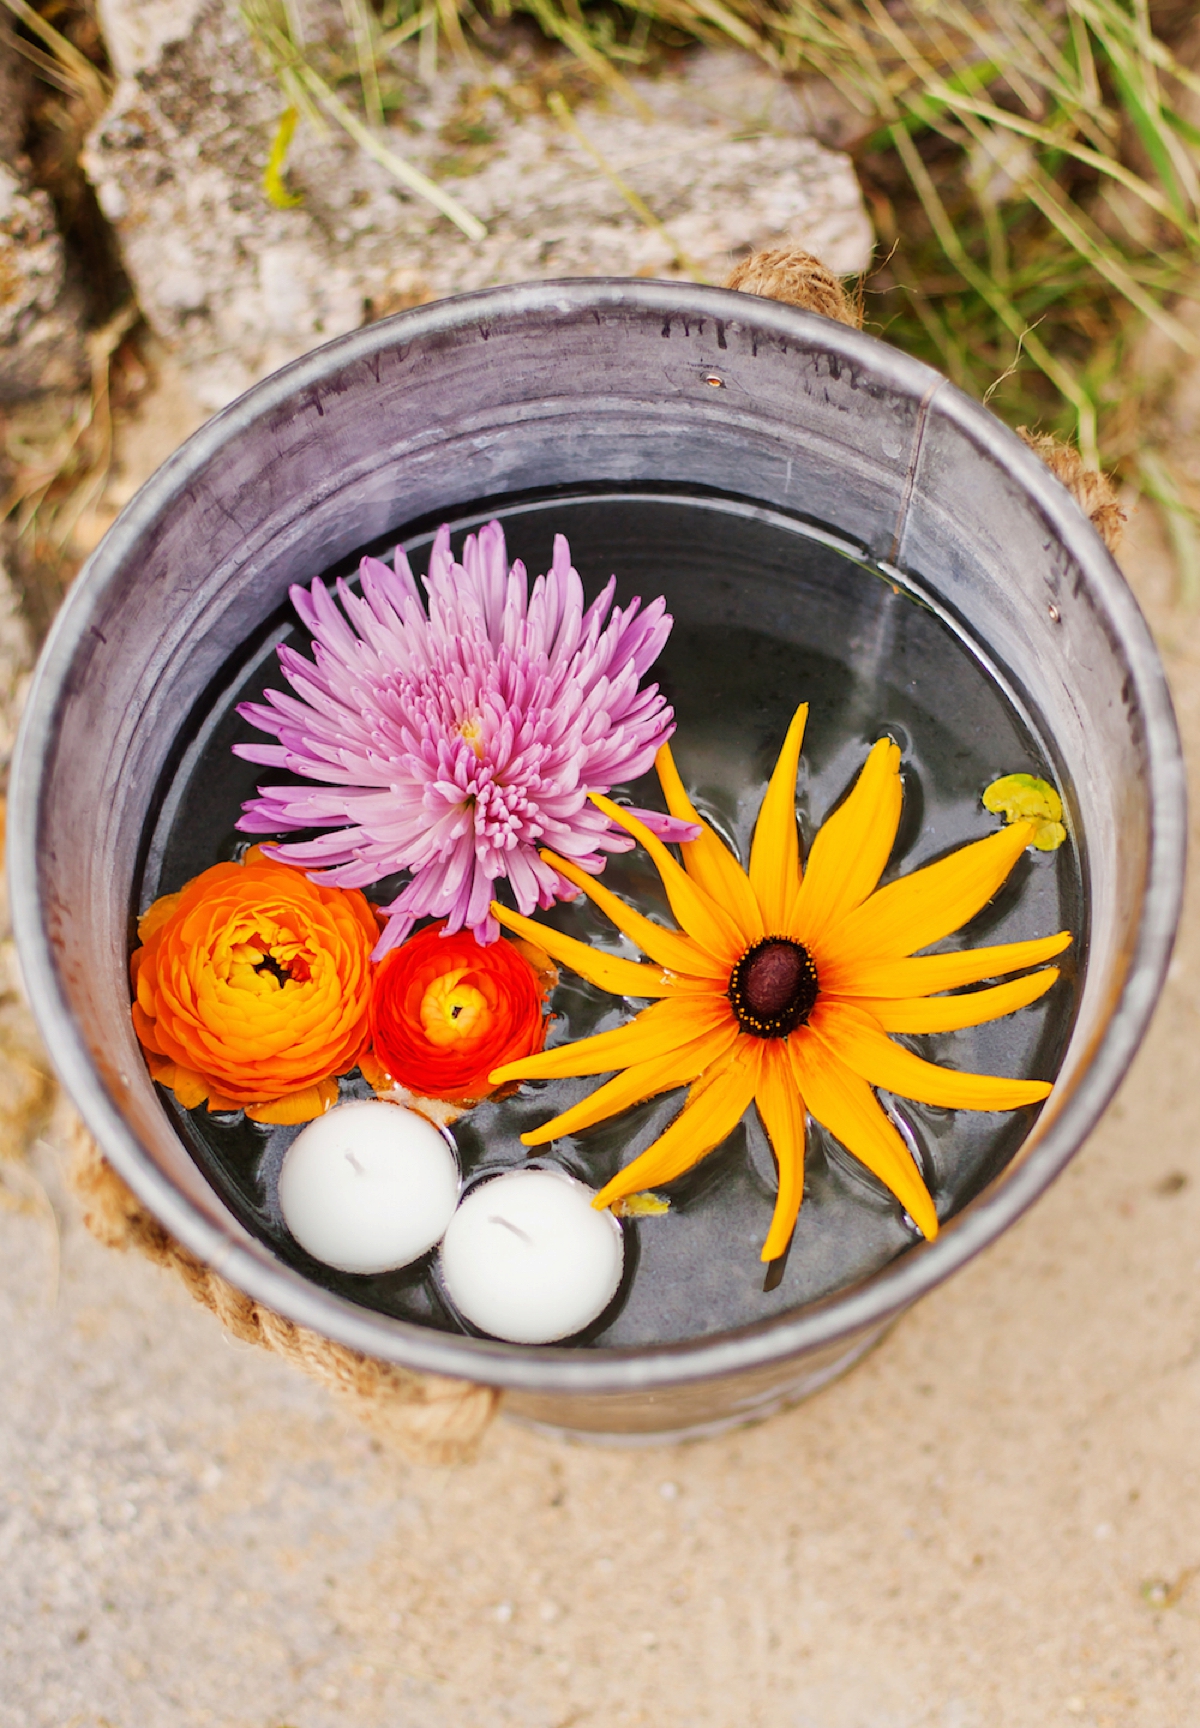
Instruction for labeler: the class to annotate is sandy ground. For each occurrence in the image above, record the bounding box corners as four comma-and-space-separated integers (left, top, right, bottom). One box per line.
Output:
2, 363, 1200, 1728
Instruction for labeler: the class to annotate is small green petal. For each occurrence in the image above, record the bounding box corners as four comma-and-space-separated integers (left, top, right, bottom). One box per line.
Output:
983, 773, 1066, 852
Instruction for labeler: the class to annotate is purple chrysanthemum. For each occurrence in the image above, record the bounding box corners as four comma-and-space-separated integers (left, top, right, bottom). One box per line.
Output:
235, 521, 695, 956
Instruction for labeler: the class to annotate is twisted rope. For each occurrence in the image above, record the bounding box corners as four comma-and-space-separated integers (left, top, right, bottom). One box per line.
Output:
724, 246, 1125, 553
726, 245, 863, 328
66, 1116, 499, 1466
1015, 426, 1125, 552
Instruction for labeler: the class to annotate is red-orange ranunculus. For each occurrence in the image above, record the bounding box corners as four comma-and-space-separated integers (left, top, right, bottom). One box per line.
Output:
366, 922, 553, 1105
130, 848, 377, 1125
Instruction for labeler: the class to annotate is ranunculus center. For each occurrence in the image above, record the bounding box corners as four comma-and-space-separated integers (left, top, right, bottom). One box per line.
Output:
728, 938, 819, 1038
254, 953, 292, 987
419, 971, 491, 1047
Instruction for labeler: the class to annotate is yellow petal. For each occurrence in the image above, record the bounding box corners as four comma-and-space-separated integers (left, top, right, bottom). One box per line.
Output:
505, 934, 559, 1001
654, 742, 766, 944
811, 999, 1053, 1111
520, 1022, 739, 1146
848, 967, 1060, 1034
591, 793, 745, 963
247, 1077, 338, 1124
822, 821, 1036, 969
790, 739, 903, 945
788, 1032, 938, 1238
748, 702, 808, 931
823, 930, 1071, 998
491, 992, 732, 1084
359, 1047, 392, 1092
593, 1039, 762, 1204
166, 1063, 209, 1109
539, 846, 726, 979
755, 1040, 806, 1262
612, 1191, 671, 1217
491, 902, 693, 999
138, 889, 183, 943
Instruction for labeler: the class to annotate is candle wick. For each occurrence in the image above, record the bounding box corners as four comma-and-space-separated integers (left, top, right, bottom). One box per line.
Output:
489, 1214, 533, 1245
344, 1151, 366, 1176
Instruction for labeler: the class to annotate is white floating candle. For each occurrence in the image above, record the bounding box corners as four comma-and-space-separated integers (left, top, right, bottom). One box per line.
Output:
439, 1167, 624, 1344
278, 1100, 459, 1274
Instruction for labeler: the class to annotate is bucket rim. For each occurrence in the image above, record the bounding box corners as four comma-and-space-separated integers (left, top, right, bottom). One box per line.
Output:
9, 276, 1186, 1394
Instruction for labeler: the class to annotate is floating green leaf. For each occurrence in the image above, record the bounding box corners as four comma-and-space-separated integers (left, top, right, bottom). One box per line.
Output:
983, 773, 1067, 852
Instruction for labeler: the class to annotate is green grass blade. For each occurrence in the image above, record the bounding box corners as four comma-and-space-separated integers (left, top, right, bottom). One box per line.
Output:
296, 61, 487, 237
1094, 39, 1192, 222
888, 120, 1097, 458
0, 0, 109, 104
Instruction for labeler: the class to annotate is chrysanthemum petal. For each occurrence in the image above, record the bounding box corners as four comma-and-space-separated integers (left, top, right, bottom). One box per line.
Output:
755, 1041, 806, 1262
654, 742, 765, 944
788, 1034, 939, 1239
491, 902, 696, 999
812, 999, 1053, 1110
491, 992, 732, 1084
790, 739, 902, 944
847, 966, 1060, 1034
538, 847, 726, 980
593, 1038, 762, 1204
520, 1023, 739, 1145
823, 930, 1072, 999
748, 702, 808, 931
590, 793, 745, 963
823, 821, 1036, 968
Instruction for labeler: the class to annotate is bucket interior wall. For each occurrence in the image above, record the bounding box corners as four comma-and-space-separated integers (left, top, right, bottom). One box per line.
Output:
12, 282, 1183, 1419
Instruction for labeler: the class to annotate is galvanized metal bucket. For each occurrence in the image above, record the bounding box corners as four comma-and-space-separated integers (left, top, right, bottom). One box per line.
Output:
9, 280, 1186, 1440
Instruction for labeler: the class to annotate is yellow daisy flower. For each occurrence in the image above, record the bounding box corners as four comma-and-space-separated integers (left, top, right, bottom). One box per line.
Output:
489, 705, 1070, 1262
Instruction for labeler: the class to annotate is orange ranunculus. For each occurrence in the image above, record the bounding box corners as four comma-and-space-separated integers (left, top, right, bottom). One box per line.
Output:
366, 922, 554, 1106
130, 847, 378, 1125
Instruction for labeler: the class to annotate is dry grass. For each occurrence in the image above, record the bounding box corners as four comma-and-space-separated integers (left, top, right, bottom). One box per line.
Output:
8, 1, 1200, 594
245, 0, 1200, 582
1, 305, 144, 629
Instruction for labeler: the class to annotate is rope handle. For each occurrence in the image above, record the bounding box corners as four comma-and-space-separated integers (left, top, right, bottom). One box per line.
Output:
724, 246, 1125, 553
66, 1117, 499, 1466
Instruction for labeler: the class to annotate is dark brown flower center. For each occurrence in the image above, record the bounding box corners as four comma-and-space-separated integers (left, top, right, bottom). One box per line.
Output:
254, 953, 292, 987
728, 938, 819, 1039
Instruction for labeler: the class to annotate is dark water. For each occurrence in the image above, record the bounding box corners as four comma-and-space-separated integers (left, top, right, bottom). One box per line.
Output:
137, 490, 1083, 1348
